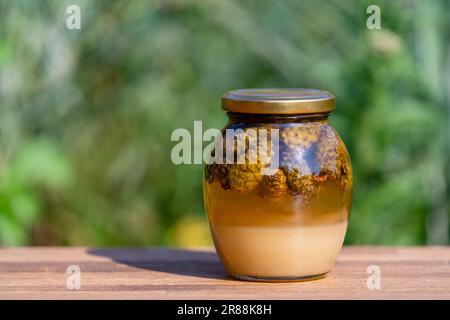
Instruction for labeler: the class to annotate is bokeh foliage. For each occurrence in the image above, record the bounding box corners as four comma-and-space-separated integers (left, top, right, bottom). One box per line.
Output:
0, 0, 448, 246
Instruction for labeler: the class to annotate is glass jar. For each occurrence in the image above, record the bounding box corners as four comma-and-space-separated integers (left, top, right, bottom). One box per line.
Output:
203, 88, 352, 281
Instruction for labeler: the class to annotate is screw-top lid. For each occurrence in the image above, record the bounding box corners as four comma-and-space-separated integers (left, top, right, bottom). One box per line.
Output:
222, 88, 335, 114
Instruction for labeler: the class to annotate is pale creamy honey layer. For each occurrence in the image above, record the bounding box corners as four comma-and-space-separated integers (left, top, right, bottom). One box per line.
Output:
212, 220, 347, 278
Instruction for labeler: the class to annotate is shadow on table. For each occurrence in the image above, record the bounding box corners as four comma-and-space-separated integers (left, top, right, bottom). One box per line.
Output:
88, 248, 229, 280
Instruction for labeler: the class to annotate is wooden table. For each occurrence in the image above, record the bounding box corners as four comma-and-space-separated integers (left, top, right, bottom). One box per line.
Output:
0, 246, 449, 299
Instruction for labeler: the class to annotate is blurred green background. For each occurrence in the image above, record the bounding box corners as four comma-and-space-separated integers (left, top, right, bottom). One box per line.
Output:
0, 0, 448, 246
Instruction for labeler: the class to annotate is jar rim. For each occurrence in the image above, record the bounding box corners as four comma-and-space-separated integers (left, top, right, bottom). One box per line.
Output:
221, 88, 335, 114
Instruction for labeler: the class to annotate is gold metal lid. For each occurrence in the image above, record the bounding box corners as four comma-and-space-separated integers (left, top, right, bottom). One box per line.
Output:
221, 88, 335, 114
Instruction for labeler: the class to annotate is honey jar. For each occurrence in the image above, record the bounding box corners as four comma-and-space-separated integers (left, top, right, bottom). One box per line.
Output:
203, 88, 352, 281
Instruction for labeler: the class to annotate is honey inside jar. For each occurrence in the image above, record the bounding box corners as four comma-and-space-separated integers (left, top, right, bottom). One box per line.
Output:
203, 89, 353, 281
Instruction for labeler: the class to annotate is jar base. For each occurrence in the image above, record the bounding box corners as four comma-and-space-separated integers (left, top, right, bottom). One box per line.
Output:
228, 271, 328, 283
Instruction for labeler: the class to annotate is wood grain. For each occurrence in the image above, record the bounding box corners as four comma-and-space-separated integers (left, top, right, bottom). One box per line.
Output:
0, 246, 449, 299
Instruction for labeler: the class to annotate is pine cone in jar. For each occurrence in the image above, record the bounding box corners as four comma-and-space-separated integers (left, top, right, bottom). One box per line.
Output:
315, 126, 339, 170
278, 131, 321, 200
205, 125, 280, 194
228, 163, 263, 193
221, 127, 273, 193
286, 168, 319, 201
280, 122, 323, 150
205, 163, 230, 190
259, 168, 289, 201
227, 126, 281, 193
316, 126, 352, 192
